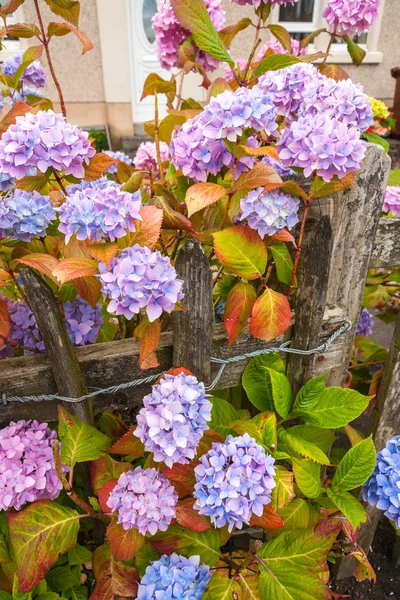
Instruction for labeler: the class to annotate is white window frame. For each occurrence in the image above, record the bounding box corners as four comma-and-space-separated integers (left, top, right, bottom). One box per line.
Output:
0, 5, 28, 60
271, 0, 385, 64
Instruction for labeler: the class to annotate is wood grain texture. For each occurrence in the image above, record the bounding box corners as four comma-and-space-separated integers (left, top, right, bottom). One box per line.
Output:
371, 218, 400, 267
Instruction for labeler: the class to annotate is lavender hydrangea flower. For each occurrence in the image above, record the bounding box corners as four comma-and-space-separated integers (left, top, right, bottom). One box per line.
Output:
261, 154, 294, 177
64, 296, 103, 346
104, 150, 133, 174
58, 184, 142, 244
106, 467, 178, 535
5, 298, 45, 355
193, 433, 276, 531
356, 308, 374, 337
0, 173, 14, 192
256, 38, 306, 60
277, 113, 366, 181
0, 190, 55, 242
363, 436, 400, 528
2, 51, 46, 88
382, 186, 400, 217
133, 141, 169, 171
323, 0, 381, 37
135, 372, 212, 468
8, 87, 45, 106
299, 77, 374, 133
153, 0, 225, 71
0, 419, 63, 510
258, 62, 323, 121
0, 110, 95, 179
65, 177, 120, 195
99, 244, 184, 322
240, 188, 300, 238
138, 554, 211, 600
223, 58, 248, 82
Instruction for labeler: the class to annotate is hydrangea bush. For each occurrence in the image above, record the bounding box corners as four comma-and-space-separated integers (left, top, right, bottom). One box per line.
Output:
0, 0, 388, 597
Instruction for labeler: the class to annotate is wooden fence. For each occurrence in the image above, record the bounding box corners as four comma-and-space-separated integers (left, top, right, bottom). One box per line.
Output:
0, 143, 399, 576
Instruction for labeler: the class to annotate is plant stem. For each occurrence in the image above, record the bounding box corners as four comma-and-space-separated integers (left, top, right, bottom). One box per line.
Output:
52, 168, 67, 195
322, 30, 336, 65
171, 231, 182, 261
154, 94, 166, 184
287, 196, 312, 297
176, 70, 186, 109
6, 267, 31, 308
221, 158, 238, 228
33, 0, 67, 117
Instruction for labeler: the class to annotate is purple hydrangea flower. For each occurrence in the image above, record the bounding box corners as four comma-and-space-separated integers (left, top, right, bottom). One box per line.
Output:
261, 154, 294, 177
2, 51, 46, 88
240, 188, 300, 238
277, 113, 366, 181
8, 87, 45, 107
0, 419, 63, 510
256, 38, 307, 60
299, 77, 374, 133
223, 58, 248, 82
0, 93, 4, 115
0, 173, 14, 192
363, 436, 400, 528
133, 141, 169, 171
382, 186, 400, 217
64, 296, 103, 346
258, 63, 323, 121
106, 467, 178, 535
58, 184, 142, 244
104, 150, 133, 175
99, 244, 184, 322
0, 110, 96, 179
153, 0, 225, 71
356, 308, 374, 337
135, 373, 212, 468
193, 433, 276, 531
138, 554, 211, 600
0, 189, 55, 242
4, 297, 45, 355
323, 0, 381, 37
65, 177, 120, 195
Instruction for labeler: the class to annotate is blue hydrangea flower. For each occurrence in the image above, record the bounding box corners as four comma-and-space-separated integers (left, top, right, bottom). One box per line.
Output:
239, 187, 300, 238
363, 436, 400, 528
2, 51, 46, 88
356, 308, 374, 337
58, 184, 142, 243
215, 299, 226, 323
137, 554, 211, 599
106, 467, 178, 535
0, 173, 15, 192
193, 433, 276, 531
105, 150, 133, 174
99, 244, 184, 322
0, 190, 56, 242
135, 372, 212, 468
64, 296, 103, 346
262, 154, 294, 177
4, 297, 45, 355
65, 177, 120, 195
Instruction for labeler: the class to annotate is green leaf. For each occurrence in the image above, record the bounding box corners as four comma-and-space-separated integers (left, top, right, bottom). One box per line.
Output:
286, 425, 336, 454
242, 353, 285, 411
150, 525, 229, 566
344, 35, 366, 66
218, 18, 252, 49
141, 73, 176, 100
258, 523, 340, 600
58, 406, 111, 468
332, 436, 376, 492
229, 413, 271, 445
133, 542, 160, 578
171, 0, 233, 65
271, 467, 295, 510
67, 544, 92, 566
269, 244, 293, 286
278, 427, 330, 465
202, 572, 242, 599
293, 387, 370, 428
12, 576, 32, 600
0, 593, 12, 600
209, 396, 239, 438
213, 225, 268, 280
362, 132, 390, 153
292, 373, 328, 414
254, 53, 299, 77
46, 566, 80, 592
292, 458, 321, 499
43, 0, 80, 27
36, 595, 60, 600
326, 489, 368, 530
267, 24, 292, 53
7, 501, 80, 593
261, 412, 278, 449
310, 173, 356, 199
267, 369, 292, 418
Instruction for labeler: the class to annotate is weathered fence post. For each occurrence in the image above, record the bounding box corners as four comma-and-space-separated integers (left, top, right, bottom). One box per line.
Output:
171, 238, 214, 383
20, 268, 93, 426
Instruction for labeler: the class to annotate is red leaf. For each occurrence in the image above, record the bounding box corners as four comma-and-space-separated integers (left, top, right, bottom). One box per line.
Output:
109, 425, 145, 457
53, 257, 99, 285
88, 243, 119, 270
134, 317, 161, 370
176, 498, 211, 532
107, 521, 145, 561
163, 367, 194, 378
47, 22, 93, 54
224, 281, 257, 347
91, 544, 138, 600
213, 225, 268, 280
163, 462, 197, 498
0, 100, 32, 136
17, 253, 59, 282
98, 479, 117, 513
84, 152, 115, 181
0, 296, 10, 342
90, 455, 131, 493
249, 504, 284, 529
250, 287, 291, 342
121, 205, 163, 250
185, 182, 227, 217
271, 228, 297, 246
70, 276, 102, 307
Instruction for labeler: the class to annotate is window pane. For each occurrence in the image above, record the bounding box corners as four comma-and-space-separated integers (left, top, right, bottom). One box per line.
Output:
279, 0, 315, 22
143, 0, 157, 44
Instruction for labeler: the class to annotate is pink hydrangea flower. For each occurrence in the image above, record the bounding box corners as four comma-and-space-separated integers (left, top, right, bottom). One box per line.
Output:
256, 39, 307, 60
134, 141, 169, 171
382, 186, 400, 216
323, 0, 381, 37
223, 58, 248, 82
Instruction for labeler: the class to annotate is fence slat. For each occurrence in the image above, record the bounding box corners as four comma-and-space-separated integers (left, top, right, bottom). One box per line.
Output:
372, 217, 400, 267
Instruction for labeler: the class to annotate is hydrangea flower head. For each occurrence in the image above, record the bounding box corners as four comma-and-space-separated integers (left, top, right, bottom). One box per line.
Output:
223, 58, 248, 82
65, 177, 120, 195
106, 467, 178, 534
104, 150, 133, 174
240, 188, 300, 238
135, 372, 212, 468
2, 51, 46, 88
299, 77, 373, 133
277, 113, 366, 181
193, 433, 276, 531
0, 190, 55, 242
382, 186, 400, 217
99, 244, 184, 322
363, 435, 400, 528
5, 298, 45, 355
138, 554, 211, 600
256, 38, 306, 60
64, 296, 103, 346
0, 419, 62, 510
323, 0, 381, 37
0, 110, 95, 179
58, 184, 142, 243
133, 141, 169, 171
356, 308, 374, 337
0, 173, 14, 192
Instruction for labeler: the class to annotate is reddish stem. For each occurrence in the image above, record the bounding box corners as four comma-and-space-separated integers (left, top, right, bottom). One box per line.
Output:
287, 198, 311, 296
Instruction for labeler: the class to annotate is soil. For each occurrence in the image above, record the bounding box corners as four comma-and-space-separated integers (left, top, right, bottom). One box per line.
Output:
332, 519, 400, 599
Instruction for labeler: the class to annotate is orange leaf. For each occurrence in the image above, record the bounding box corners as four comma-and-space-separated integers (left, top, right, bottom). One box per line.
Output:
47, 22, 93, 54
250, 286, 291, 342
109, 425, 145, 457
176, 498, 211, 532
98, 479, 117, 513
319, 63, 350, 81
0, 100, 32, 136
224, 281, 257, 347
122, 205, 163, 250
233, 162, 282, 192
280, 180, 308, 201
250, 504, 284, 529
53, 257, 99, 285
134, 317, 161, 370
17, 253, 59, 281
311, 172, 356, 199
239, 145, 279, 160
163, 367, 194, 379
107, 521, 145, 561
213, 225, 268, 280
88, 242, 119, 269
0, 296, 10, 342
270, 228, 297, 246
70, 276, 101, 307
163, 462, 197, 498
185, 182, 227, 217
60, 236, 92, 258
91, 544, 138, 600
84, 152, 115, 181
